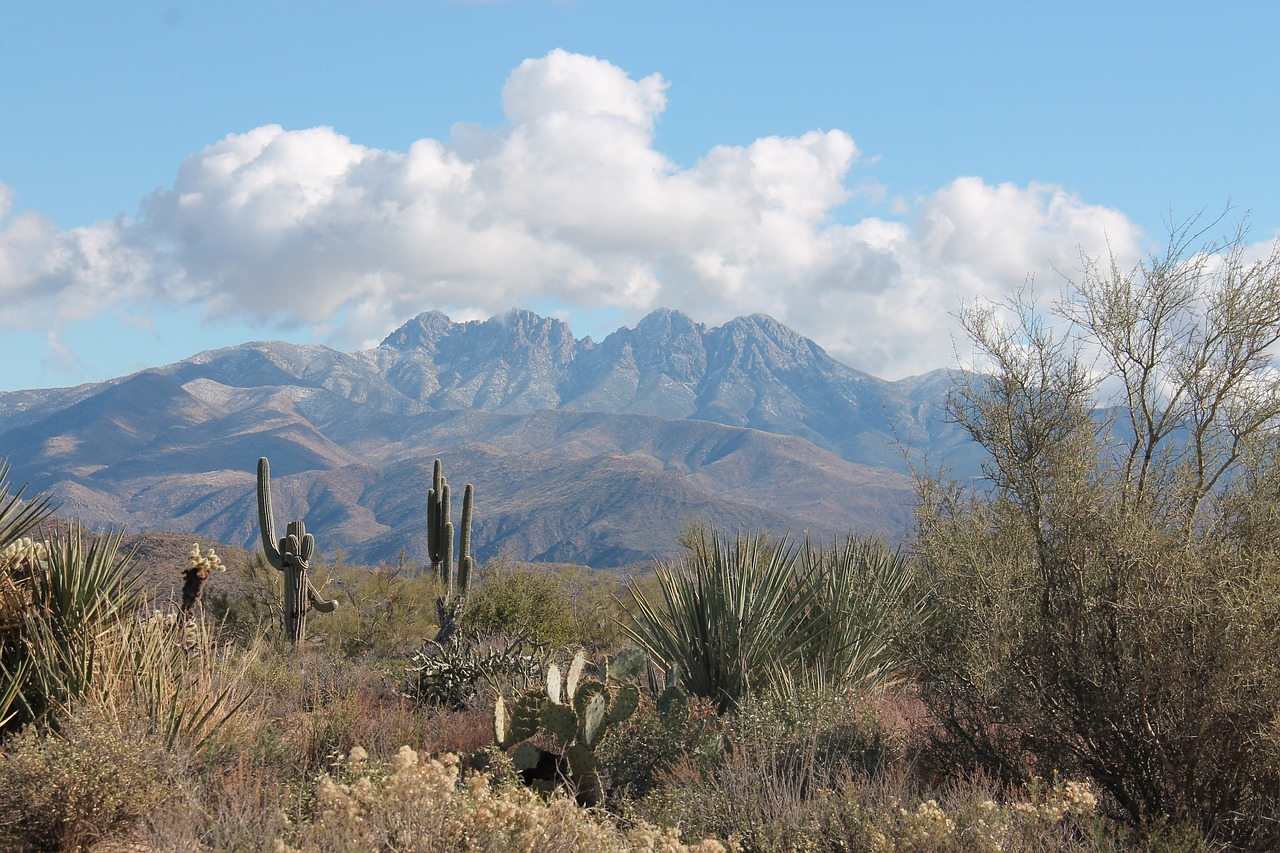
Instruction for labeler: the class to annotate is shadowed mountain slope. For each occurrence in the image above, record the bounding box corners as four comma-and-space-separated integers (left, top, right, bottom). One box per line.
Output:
0, 309, 970, 567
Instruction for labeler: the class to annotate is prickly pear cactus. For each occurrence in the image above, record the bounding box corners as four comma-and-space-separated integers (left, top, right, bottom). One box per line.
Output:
542, 703, 578, 747
492, 648, 648, 805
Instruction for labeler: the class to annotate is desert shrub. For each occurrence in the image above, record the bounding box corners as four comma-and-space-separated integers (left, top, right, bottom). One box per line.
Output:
278, 744, 731, 852
597, 694, 723, 803
630, 688, 891, 850
310, 554, 444, 660
0, 708, 173, 851
910, 217, 1280, 849
461, 562, 578, 647
142, 754, 293, 853
828, 773, 1107, 853
545, 562, 630, 653
206, 550, 286, 641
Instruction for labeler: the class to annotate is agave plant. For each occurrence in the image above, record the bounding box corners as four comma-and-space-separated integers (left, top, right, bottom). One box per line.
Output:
624, 530, 824, 712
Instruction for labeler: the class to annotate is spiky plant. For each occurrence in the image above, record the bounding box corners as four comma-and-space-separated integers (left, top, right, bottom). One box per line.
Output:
1, 524, 142, 734
802, 535, 927, 689
624, 530, 825, 712
493, 648, 647, 804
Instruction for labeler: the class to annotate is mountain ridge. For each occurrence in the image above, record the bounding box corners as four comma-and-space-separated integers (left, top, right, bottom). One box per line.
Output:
0, 308, 974, 567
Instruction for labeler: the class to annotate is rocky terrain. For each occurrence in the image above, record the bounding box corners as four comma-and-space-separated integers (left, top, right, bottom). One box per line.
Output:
0, 309, 976, 567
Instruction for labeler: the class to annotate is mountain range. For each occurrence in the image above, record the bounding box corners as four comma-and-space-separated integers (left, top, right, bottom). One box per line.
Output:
0, 309, 979, 568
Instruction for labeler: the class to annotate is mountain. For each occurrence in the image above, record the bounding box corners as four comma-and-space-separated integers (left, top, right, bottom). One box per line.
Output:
0, 309, 975, 567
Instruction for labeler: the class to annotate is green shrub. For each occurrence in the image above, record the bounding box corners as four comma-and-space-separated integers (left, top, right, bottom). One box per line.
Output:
597, 694, 723, 802
910, 218, 1280, 850
310, 555, 443, 659
461, 562, 578, 647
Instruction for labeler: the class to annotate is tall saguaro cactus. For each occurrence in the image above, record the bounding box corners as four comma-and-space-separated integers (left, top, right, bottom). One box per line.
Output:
256, 457, 337, 645
427, 459, 475, 642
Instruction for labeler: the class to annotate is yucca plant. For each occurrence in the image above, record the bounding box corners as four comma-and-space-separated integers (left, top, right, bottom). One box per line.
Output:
0, 464, 57, 732
100, 613, 256, 750
1, 524, 142, 733
624, 531, 824, 712
802, 535, 927, 689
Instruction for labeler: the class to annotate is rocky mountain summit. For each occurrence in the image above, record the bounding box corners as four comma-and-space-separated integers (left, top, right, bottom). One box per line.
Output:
0, 309, 976, 567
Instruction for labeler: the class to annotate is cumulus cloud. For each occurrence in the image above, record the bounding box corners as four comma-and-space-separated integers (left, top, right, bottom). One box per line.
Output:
0, 49, 1161, 378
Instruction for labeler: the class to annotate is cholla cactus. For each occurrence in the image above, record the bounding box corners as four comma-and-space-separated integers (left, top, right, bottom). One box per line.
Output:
180, 543, 225, 620
0, 537, 50, 569
1, 537, 50, 639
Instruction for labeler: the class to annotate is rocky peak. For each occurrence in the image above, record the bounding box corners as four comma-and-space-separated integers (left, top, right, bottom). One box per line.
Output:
708, 313, 821, 374
483, 308, 581, 365
379, 310, 453, 351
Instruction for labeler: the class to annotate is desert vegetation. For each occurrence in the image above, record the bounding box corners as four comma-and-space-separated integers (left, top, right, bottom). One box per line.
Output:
3, 217, 1280, 851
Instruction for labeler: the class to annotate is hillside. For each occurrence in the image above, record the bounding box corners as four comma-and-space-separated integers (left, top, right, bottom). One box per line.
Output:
0, 309, 970, 567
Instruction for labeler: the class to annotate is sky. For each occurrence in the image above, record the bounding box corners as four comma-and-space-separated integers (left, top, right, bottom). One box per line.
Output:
2, 1, 1278, 392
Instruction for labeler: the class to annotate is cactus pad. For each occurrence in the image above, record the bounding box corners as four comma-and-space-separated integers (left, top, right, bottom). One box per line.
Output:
542, 703, 578, 746
512, 742, 543, 772
579, 692, 607, 746
565, 650, 586, 698
607, 683, 640, 724
493, 694, 506, 745
547, 662, 562, 704
608, 648, 647, 682
506, 693, 546, 747
658, 684, 690, 719
566, 743, 597, 778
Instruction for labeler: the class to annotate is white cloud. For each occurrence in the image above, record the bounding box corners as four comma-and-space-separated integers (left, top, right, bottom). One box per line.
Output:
0, 50, 1169, 379
501, 49, 668, 129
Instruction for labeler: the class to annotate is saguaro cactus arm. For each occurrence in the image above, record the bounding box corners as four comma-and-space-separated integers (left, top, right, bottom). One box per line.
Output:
308, 580, 338, 612
257, 457, 284, 570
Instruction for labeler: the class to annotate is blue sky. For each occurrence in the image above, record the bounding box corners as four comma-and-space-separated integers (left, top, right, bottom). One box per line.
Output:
2, 1, 1278, 391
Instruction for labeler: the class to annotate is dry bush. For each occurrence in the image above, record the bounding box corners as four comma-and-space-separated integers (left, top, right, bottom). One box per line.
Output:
279, 744, 731, 853
0, 708, 173, 852
910, 217, 1280, 850
140, 754, 292, 853
625, 689, 886, 850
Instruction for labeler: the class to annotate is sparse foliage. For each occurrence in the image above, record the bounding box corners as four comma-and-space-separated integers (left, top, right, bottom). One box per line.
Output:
912, 214, 1280, 849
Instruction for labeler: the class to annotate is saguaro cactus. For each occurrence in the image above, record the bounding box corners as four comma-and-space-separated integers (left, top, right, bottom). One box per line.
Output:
427, 459, 475, 642
256, 457, 337, 645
